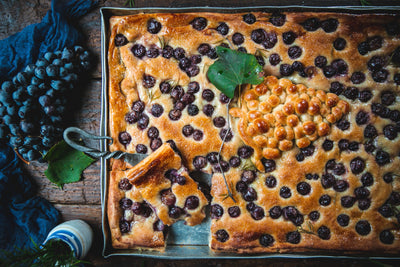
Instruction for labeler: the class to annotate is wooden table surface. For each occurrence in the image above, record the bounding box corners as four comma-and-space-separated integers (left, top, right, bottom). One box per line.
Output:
2, 0, 400, 266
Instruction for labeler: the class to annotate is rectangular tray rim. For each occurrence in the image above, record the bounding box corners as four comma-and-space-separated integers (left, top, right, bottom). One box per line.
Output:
100, 5, 400, 260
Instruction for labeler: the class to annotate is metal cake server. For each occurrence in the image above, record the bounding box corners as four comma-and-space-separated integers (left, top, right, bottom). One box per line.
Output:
63, 127, 147, 166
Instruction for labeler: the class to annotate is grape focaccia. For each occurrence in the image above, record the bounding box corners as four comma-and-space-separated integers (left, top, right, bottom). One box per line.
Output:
108, 11, 400, 254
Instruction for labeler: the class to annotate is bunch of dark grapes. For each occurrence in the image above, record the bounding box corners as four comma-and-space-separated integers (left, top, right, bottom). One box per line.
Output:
0, 46, 91, 162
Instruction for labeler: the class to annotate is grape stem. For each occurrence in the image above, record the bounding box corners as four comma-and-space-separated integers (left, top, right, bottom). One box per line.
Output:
14, 149, 30, 165
217, 99, 236, 203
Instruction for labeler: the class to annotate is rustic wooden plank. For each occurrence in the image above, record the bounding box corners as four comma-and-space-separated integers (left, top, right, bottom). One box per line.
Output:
72, 79, 102, 132
0, 1, 49, 39
54, 203, 102, 225
26, 160, 102, 205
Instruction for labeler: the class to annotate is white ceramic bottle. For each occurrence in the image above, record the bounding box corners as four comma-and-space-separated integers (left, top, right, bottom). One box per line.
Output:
44, 219, 93, 259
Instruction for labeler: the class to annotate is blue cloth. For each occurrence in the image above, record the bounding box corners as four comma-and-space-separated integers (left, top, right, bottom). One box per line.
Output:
0, 0, 97, 251
0, 142, 60, 251
0, 0, 97, 83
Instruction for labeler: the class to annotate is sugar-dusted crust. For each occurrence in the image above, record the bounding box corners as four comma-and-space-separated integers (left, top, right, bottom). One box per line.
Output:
108, 12, 248, 173
108, 12, 400, 172
230, 76, 350, 171
108, 11, 400, 254
210, 160, 400, 254
125, 143, 208, 226
107, 169, 166, 251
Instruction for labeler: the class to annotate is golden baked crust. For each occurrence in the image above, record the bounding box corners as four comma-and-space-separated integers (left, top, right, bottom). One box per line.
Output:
210, 159, 400, 254
107, 11, 400, 254
108, 12, 248, 172
125, 143, 208, 226
108, 143, 208, 250
107, 169, 166, 251
230, 75, 350, 171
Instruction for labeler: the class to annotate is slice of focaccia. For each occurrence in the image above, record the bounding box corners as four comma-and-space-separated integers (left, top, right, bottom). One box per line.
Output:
108, 169, 167, 251
126, 143, 209, 226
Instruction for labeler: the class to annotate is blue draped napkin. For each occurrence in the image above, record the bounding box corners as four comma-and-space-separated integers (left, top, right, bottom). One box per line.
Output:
0, 0, 97, 84
0, 142, 60, 251
0, 0, 97, 251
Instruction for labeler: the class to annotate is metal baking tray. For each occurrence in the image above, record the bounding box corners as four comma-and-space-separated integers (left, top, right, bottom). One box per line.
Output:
100, 6, 400, 259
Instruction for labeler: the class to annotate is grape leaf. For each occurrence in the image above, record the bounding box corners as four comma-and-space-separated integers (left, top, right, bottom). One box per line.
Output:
43, 140, 96, 189
206, 46, 264, 99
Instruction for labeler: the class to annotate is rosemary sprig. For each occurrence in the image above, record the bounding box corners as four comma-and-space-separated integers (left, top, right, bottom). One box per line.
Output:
297, 224, 317, 236
385, 50, 400, 68
158, 36, 168, 49
389, 203, 400, 217
252, 14, 269, 23
0, 238, 87, 267
360, 0, 371, 6
210, 38, 228, 45
124, 0, 135, 7
295, 220, 317, 236
168, 78, 180, 89
241, 158, 257, 171
147, 87, 161, 103
224, 38, 234, 49
219, 181, 235, 201
367, 260, 392, 267
306, 220, 315, 233
255, 48, 270, 57
150, 78, 179, 102
217, 99, 236, 203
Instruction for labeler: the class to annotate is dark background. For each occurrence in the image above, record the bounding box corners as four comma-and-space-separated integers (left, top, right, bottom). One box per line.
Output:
1, 0, 400, 266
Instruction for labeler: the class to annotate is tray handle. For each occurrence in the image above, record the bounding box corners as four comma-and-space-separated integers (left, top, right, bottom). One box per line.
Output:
63, 127, 126, 160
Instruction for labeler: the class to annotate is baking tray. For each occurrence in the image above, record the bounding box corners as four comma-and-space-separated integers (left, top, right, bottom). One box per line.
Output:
100, 6, 400, 259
